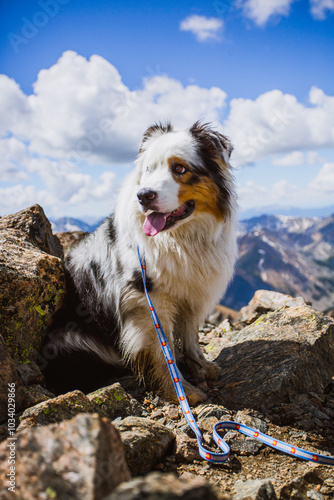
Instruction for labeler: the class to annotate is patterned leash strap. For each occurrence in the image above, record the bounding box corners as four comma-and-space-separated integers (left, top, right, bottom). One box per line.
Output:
137, 247, 334, 466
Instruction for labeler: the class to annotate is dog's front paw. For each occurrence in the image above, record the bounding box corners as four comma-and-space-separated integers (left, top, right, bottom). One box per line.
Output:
203, 360, 221, 380
162, 379, 207, 406
182, 380, 208, 406
186, 357, 221, 382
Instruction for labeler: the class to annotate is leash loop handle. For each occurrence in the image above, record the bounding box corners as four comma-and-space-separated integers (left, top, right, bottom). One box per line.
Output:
137, 247, 334, 466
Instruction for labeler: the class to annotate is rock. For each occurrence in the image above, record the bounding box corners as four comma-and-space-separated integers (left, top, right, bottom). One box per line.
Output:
237, 290, 306, 326
173, 429, 200, 463
23, 384, 56, 407
235, 411, 268, 433
0, 336, 27, 421
165, 406, 180, 420
0, 413, 130, 499
103, 471, 223, 500
87, 383, 144, 420
195, 404, 232, 421
56, 230, 88, 257
0, 204, 63, 258
215, 305, 334, 410
113, 417, 175, 476
197, 416, 219, 445
279, 469, 323, 499
233, 478, 277, 499
18, 385, 146, 431
15, 358, 44, 386
0, 205, 66, 362
17, 390, 93, 431
224, 431, 264, 456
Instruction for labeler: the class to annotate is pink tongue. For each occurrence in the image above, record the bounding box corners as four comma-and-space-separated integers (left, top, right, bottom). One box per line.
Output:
143, 212, 168, 237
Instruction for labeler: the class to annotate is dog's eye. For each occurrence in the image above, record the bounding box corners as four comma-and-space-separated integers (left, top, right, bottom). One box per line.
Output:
172, 164, 187, 175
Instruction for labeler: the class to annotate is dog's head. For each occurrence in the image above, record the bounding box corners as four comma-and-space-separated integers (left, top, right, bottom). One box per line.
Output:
136, 122, 234, 237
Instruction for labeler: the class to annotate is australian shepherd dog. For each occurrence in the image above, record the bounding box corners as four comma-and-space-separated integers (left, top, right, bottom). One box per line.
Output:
43, 122, 238, 405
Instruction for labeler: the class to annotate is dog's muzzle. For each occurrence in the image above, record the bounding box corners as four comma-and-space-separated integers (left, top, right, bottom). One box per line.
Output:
137, 189, 157, 209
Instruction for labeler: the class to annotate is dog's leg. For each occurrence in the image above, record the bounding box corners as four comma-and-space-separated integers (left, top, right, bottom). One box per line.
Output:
146, 336, 207, 406
184, 341, 221, 381
120, 306, 207, 405
177, 316, 221, 382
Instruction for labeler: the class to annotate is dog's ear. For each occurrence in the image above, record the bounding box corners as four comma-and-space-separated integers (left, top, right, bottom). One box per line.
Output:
139, 122, 173, 153
190, 122, 233, 165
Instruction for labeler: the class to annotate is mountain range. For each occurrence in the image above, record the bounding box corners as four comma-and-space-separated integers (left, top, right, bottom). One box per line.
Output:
50, 217, 102, 233
224, 213, 334, 312
51, 213, 334, 313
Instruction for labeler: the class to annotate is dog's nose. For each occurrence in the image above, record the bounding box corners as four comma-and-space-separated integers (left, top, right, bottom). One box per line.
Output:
137, 189, 157, 207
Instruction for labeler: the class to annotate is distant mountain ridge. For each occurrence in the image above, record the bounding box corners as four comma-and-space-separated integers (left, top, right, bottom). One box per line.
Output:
239, 204, 334, 220
224, 213, 334, 312
50, 217, 102, 233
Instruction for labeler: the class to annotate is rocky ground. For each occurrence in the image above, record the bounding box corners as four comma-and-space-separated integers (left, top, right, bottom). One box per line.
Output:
0, 205, 334, 500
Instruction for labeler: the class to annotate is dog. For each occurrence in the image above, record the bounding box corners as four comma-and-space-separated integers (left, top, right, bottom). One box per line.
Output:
42, 122, 238, 405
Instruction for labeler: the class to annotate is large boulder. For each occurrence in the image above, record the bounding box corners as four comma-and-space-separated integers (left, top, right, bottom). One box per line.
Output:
0, 204, 66, 362
0, 413, 130, 499
215, 303, 334, 410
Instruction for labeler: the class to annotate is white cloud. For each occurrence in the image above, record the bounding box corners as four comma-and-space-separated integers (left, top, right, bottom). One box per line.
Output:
311, 162, 334, 193
272, 150, 325, 166
0, 76, 28, 135
236, 0, 296, 26
272, 151, 305, 166
310, 0, 334, 19
0, 184, 52, 216
225, 87, 334, 167
306, 151, 325, 164
1, 51, 227, 166
272, 179, 298, 201
179, 15, 223, 41
0, 137, 30, 181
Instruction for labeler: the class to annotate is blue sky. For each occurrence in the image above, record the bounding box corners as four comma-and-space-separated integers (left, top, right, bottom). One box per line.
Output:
0, 0, 334, 220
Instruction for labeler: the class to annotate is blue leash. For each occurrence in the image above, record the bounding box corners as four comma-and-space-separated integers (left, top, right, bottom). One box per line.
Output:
137, 247, 334, 466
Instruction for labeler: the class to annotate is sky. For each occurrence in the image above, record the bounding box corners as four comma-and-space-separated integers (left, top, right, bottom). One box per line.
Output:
0, 0, 334, 221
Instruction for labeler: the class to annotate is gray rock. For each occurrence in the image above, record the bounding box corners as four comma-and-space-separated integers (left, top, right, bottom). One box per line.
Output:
87, 382, 144, 419
17, 390, 93, 431
0, 204, 63, 258
196, 404, 232, 421
0, 413, 130, 499
237, 290, 306, 326
279, 469, 323, 499
56, 230, 88, 257
103, 471, 223, 500
173, 429, 200, 463
113, 417, 175, 476
23, 384, 55, 407
235, 411, 268, 433
15, 358, 44, 386
233, 478, 277, 499
224, 431, 264, 456
215, 305, 334, 409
